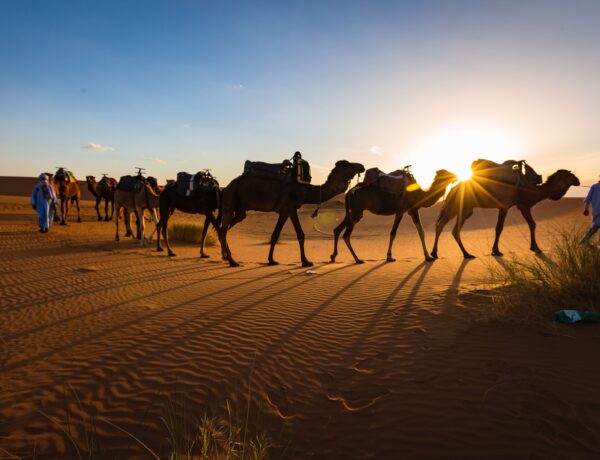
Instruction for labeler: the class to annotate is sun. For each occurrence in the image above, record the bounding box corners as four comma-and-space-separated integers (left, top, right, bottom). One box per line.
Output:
403, 124, 523, 188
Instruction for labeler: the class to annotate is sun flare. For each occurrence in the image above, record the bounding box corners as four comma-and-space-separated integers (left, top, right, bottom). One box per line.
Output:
403, 124, 523, 188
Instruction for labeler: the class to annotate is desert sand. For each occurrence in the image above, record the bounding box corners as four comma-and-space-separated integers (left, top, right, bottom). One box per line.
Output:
1, 188, 600, 459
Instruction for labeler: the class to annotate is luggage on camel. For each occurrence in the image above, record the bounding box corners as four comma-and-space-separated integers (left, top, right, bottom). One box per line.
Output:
55, 168, 77, 183
292, 151, 311, 184
117, 175, 135, 191
176, 171, 219, 197
243, 160, 292, 180
100, 175, 117, 190
471, 159, 542, 187
362, 167, 410, 194
243, 151, 312, 184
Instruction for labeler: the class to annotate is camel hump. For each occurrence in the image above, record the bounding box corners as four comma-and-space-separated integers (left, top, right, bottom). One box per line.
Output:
471, 158, 542, 187
362, 167, 408, 194
117, 175, 135, 191
243, 160, 291, 181
55, 168, 77, 183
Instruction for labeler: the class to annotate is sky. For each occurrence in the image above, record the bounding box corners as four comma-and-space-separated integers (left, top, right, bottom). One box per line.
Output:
1, 0, 598, 195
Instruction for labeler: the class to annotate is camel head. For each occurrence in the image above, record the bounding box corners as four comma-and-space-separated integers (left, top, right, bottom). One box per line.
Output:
85, 175, 95, 184
328, 160, 365, 186
147, 176, 160, 194
545, 169, 580, 200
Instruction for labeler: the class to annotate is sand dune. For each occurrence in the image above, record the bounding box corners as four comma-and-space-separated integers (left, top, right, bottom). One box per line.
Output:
1, 193, 599, 459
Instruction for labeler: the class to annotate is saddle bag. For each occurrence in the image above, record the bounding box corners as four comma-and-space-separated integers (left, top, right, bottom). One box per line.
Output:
243, 161, 289, 180
177, 172, 218, 196
117, 175, 135, 192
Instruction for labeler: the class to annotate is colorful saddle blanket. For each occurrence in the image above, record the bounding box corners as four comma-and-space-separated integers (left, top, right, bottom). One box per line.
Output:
55, 168, 77, 183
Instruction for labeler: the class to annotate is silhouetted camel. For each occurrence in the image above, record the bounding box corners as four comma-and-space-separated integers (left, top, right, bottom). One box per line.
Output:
156, 180, 221, 257
331, 169, 457, 263
218, 160, 365, 267
86, 175, 116, 221
431, 169, 580, 258
54, 169, 81, 225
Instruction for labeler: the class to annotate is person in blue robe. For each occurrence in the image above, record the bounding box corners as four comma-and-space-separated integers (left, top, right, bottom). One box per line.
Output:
30, 174, 57, 233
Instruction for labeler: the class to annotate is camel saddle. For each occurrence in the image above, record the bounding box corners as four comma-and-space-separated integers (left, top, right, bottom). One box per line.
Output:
117, 175, 136, 191
243, 160, 292, 181
55, 168, 77, 183
100, 176, 117, 190
176, 171, 219, 197
362, 167, 409, 195
471, 159, 542, 187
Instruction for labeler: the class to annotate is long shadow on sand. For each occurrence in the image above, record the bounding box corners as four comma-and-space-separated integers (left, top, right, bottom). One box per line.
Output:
2, 263, 276, 341
1, 259, 229, 312
443, 258, 475, 307
3, 264, 353, 372
259, 261, 389, 358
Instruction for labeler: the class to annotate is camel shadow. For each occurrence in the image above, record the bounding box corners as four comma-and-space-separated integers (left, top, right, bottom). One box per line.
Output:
343, 261, 431, 361
4, 263, 352, 372
259, 261, 389, 358
443, 258, 475, 307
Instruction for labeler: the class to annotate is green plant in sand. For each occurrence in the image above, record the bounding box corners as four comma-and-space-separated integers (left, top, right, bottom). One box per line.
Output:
488, 229, 600, 322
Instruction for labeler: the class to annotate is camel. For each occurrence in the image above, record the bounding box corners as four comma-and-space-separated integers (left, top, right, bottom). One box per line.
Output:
218, 159, 365, 267
156, 176, 221, 257
54, 168, 81, 225
85, 175, 116, 221
431, 169, 580, 258
115, 177, 160, 246
330, 169, 458, 263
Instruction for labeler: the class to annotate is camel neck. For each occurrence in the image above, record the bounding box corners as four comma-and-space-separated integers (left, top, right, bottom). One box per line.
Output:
408, 180, 448, 209
87, 181, 98, 197
536, 178, 569, 203
304, 179, 347, 205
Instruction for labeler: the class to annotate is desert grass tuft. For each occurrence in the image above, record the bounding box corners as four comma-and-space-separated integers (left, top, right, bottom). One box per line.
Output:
168, 222, 216, 247
486, 229, 600, 323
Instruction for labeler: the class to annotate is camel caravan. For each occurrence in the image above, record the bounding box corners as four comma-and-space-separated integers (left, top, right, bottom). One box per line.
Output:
36, 154, 580, 266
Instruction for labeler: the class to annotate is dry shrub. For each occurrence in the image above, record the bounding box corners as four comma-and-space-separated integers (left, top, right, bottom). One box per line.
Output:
487, 229, 600, 323
167, 222, 216, 247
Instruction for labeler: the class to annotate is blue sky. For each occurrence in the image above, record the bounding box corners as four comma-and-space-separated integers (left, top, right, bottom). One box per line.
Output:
1, 0, 598, 193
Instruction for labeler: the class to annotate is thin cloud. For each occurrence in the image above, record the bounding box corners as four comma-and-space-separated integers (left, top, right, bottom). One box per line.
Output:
145, 157, 167, 164
83, 143, 115, 152
369, 145, 383, 155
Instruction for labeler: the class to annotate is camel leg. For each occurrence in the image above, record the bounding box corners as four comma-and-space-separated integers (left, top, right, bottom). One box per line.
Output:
492, 208, 508, 256
104, 198, 110, 221
289, 210, 312, 267
136, 207, 146, 246
145, 208, 159, 244
156, 206, 167, 253
452, 208, 475, 259
217, 213, 239, 267
109, 198, 115, 221
115, 205, 121, 241
268, 213, 289, 265
431, 209, 454, 259
386, 213, 404, 262
200, 214, 217, 258
75, 196, 81, 222
409, 210, 434, 262
330, 215, 349, 262
95, 198, 102, 221
126, 209, 136, 240
342, 212, 363, 264
61, 198, 69, 225
518, 205, 541, 253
